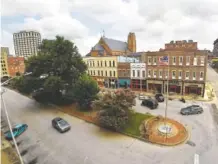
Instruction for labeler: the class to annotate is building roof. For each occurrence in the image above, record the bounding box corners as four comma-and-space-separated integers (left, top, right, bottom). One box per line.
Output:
93, 43, 104, 51
126, 52, 144, 57
102, 37, 128, 51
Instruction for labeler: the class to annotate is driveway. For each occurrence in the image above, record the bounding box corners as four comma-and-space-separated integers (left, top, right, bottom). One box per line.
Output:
1, 88, 218, 164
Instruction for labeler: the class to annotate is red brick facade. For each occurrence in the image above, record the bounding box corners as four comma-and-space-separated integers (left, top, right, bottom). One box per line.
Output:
7, 56, 25, 77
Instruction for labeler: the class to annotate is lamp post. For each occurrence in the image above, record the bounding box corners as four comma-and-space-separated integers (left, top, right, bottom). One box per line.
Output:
1, 72, 32, 164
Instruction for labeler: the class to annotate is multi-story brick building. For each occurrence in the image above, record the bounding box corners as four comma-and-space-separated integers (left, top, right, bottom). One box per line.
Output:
146, 40, 207, 97
7, 56, 25, 77
130, 63, 146, 91
117, 56, 139, 88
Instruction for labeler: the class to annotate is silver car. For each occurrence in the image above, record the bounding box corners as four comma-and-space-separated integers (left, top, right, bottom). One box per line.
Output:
180, 105, 203, 115
52, 117, 71, 133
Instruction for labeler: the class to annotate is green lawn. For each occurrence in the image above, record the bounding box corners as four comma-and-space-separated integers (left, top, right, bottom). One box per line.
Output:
122, 112, 154, 137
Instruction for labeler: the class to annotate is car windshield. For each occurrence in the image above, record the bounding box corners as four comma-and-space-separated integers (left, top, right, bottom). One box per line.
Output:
58, 120, 68, 126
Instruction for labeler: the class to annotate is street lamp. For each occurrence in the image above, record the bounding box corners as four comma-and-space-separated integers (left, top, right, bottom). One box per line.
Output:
1, 71, 32, 164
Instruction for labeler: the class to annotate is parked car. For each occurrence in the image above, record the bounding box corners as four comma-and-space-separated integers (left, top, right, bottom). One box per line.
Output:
155, 93, 164, 102
180, 105, 203, 115
141, 98, 158, 109
138, 93, 146, 100
4, 124, 28, 140
52, 117, 71, 133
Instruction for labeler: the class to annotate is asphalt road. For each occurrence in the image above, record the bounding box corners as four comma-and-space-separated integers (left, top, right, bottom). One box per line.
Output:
207, 65, 218, 99
1, 88, 218, 164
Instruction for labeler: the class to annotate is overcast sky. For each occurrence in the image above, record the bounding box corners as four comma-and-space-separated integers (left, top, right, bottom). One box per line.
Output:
1, 0, 218, 56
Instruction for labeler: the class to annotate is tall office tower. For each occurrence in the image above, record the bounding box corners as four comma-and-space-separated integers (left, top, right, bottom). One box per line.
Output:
13, 30, 41, 58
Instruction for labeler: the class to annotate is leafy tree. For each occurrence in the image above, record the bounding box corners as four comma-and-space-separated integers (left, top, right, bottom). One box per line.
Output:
25, 36, 87, 84
73, 74, 99, 110
92, 89, 136, 131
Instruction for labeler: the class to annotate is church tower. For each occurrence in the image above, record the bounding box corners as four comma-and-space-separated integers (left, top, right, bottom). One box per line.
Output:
127, 32, 136, 53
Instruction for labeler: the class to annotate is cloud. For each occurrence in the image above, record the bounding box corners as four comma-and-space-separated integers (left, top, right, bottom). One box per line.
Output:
1, 0, 218, 56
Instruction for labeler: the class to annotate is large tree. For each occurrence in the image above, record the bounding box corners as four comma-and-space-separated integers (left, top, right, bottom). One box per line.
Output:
92, 89, 136, 131
25, 36, 87, 84
73, 74, 99, 109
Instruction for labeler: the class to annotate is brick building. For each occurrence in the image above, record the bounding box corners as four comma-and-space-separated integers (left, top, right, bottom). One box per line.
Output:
146, 40, 207, 97
7, 56, 25, 77
117, 56, 139, 88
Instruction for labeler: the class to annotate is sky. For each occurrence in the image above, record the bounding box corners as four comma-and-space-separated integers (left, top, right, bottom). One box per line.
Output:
1, 0, 218, 56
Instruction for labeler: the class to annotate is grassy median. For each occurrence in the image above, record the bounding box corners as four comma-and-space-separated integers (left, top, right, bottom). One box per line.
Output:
122, 112, 154, 137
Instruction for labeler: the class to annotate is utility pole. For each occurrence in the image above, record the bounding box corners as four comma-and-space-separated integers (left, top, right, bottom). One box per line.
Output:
164, 53, 170, 142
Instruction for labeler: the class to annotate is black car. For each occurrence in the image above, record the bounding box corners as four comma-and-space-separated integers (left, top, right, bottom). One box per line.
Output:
155, 93, 164, 102
180, 105, 203, 115
141, 98, 158, 109
52, 117, 71, 133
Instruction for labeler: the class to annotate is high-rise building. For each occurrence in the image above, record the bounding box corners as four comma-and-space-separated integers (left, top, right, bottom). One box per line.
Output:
13, 30, 41, 58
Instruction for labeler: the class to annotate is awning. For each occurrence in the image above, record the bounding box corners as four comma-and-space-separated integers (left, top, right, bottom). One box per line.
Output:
118, 79, 130, 85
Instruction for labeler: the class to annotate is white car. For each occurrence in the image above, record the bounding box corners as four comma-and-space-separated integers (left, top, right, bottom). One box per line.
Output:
138, 93, 146, 100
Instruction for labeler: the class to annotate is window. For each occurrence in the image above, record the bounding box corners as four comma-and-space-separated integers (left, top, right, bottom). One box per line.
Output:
113, 61, 115, 67
185, 72, 189, 79
98, 70, 100, 76
97, 61, 99, 66
179, 56, 183, 64
200, 57, 205, 66
105, 71, 107, 76
101, 61, 103, 67
109, 61, 111, 67
148, 57, 151, 64
159, 70, 162, 77
200, 71, 204, 80
142, 71, 145, 77
101, 71, 103, 76
93, 61, 95, 67
153, 70, 157, 77
105, 61, 107, 67
93, 71, 95, 76
172, 71, 176, 78
113, 71, 116, 77
173, 56, 176, 64
148, 70, 151, 77
193, 57, 197, 65
179, 71, 182, 79
153, 57, 157, 64
110, 71, 112, 77
193, 72, 196, 79
137, 70, 140, 77
186, 56, 190, 65
132, 70, 135, 77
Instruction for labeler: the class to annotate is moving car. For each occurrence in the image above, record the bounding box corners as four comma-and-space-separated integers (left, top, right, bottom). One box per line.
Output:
141, 98, 158, 109
138, 93, 146, 100
155, 93, 164, 102
52, 117, 71, 133
4, 124, 28, 140
180, 105, 203, 115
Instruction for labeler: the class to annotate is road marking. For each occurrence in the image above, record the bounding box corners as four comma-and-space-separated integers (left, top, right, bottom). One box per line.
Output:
194, 153, 199, 164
